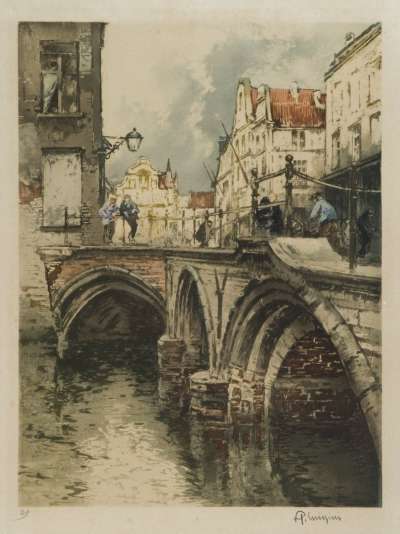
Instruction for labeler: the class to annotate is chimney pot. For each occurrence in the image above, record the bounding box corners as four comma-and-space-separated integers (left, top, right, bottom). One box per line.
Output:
290, 81, 299, 102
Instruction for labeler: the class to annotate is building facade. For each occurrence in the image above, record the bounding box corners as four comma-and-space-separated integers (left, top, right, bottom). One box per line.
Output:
19, 22, 105, 336
114, 157, 178, 244
114, 158, 215, 246
215, 78, 326, 242
324, 23, 381, 260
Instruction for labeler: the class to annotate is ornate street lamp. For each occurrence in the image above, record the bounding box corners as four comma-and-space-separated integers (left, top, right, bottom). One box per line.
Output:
125, 128, 144, 153
98, 127, 143, 202
102, 127, 144, 159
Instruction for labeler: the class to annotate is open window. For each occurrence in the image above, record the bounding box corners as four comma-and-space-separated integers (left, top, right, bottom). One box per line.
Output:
40, 41, 79, 114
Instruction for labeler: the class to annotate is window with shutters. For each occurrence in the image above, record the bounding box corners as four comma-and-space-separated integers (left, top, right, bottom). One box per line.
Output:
42, 150, 82, 227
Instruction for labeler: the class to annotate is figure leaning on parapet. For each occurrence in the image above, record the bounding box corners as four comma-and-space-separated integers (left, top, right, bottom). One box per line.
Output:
309, 192, 340, 250
98, 194, 119, 243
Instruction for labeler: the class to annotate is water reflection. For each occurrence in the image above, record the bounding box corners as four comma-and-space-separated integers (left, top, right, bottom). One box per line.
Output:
19, 340, 380, 506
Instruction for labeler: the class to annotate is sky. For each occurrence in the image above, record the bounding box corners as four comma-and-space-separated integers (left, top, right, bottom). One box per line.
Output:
102, 18, 367, 193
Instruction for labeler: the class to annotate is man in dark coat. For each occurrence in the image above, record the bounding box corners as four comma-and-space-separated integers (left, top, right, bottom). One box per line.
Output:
357, 208, 374, 258
195, 219, 213, 247
119, 194, 140, 243
256, 197, 283, 236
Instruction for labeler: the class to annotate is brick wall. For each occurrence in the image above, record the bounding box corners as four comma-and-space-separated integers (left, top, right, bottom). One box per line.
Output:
278, 328, 343, 377
49, 252, 166, 299
272, 329, 357, 422
20, 201, 81, 340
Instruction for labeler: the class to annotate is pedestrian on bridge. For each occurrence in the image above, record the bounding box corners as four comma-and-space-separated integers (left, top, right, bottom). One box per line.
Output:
99, 195, 119, 243
357, 208, 374, 258
119, 194, 140, 243
309, 192, 337, 238
195, 219, 213, 247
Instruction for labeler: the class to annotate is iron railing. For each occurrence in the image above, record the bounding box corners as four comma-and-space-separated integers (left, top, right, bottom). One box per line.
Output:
61, 154, 381, 272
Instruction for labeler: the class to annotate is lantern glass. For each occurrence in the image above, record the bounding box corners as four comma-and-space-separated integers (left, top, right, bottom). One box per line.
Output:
126, 128, 143, 152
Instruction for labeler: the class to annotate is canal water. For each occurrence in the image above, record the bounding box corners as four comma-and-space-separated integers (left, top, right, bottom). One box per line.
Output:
19, 339, 380, 507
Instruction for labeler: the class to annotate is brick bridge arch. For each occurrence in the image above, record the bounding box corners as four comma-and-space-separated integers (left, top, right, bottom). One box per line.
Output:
53, 266, 166, 356
172, 266, 217, 370
221, 277, 381, 459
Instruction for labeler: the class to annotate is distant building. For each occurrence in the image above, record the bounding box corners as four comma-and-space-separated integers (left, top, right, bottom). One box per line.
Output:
114, 158, 215, 246
114, 157, 178, 244
19, 22, 106, 335
324, 23, 381, 257
215, 78, 326, 241
187, 192, 215, 210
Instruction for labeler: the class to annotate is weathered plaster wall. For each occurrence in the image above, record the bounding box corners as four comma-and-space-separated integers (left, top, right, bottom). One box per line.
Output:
19, 23, 105, 338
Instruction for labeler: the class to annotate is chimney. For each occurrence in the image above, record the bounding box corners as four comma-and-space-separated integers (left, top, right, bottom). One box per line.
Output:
345, 32, 355, 45
290, 81, 299, 102
313, 90, 325, 110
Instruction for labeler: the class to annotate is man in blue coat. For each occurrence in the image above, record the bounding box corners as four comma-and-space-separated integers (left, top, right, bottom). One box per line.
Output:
309, 192, 337, 238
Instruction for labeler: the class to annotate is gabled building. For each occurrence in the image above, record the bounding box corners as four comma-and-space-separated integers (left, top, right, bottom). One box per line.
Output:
324, 23, 381, 260
215, 78, 326, 239
115, 157, 178, 209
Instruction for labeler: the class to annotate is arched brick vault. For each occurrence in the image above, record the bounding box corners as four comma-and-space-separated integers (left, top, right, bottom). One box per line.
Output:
221, 277, 381, 458
172, 266, 217, 371
52, 266, 166, 342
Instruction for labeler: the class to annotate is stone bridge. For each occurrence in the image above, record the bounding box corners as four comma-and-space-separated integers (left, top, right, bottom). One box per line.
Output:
39, 238, 381, 458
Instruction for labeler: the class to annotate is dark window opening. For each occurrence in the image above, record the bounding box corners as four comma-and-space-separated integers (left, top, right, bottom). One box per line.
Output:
40, 41, 79, 114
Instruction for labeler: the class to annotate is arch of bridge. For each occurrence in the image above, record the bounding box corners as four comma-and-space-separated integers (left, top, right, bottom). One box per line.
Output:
221, 277, 381, 458
172, 265, 217, 370
53, 266, 166, 342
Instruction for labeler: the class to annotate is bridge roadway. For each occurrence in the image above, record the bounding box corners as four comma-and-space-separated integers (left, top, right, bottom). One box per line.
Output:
39, 237, 381, 459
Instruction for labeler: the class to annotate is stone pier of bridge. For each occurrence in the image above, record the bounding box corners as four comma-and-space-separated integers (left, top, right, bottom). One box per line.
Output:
39, 237, 381, 459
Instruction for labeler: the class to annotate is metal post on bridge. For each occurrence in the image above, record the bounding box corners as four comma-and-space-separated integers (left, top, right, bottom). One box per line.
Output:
250, 170, 259, 238
284, 154, 294, 236
164, 209, 169, 245
64, 207, 69, 246
218, 207, 223, 248
181, 210, 185, 246
235, 213, 240, 241
148, 211, 153, 245
122, 217, 126, 245
349, 164, 359, 272
192, 208, 197, 246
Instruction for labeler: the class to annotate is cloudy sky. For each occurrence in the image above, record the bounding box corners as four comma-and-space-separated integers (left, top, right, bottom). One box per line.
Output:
102, 18, 367, 193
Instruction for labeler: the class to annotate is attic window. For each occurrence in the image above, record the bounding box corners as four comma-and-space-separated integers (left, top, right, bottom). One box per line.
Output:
40, 41, 79, 114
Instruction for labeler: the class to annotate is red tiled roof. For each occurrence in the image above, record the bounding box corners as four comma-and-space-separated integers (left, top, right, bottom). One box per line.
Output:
188, 191, 215, 209
269, 88, 326, 128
